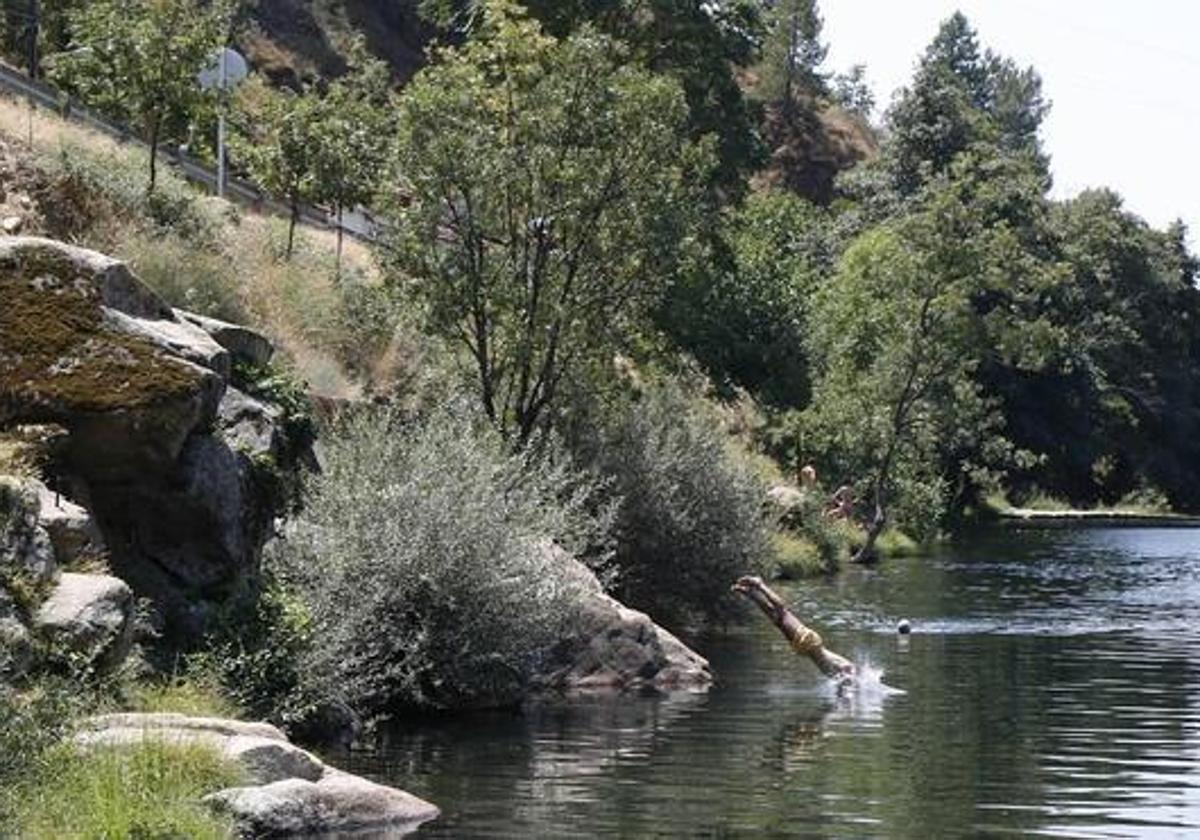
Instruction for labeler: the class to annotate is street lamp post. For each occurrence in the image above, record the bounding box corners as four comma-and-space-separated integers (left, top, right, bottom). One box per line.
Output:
27, 0, 39, 78
197, 46, 248, 199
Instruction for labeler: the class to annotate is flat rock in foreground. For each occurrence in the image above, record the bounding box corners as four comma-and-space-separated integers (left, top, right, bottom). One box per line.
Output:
206, 770, 440, 838
76, 713, 439, 837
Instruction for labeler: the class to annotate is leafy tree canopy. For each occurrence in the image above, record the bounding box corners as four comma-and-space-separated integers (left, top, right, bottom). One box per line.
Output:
420, 0, 766, 201
386, 0, 709, 443
884, 11, 1049, 195
51, 0, 233, 190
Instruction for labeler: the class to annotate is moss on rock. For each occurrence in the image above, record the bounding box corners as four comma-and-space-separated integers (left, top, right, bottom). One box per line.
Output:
0, 247, 204, 419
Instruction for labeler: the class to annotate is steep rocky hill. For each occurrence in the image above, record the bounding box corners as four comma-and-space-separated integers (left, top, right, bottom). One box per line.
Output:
239, 0, 431, 88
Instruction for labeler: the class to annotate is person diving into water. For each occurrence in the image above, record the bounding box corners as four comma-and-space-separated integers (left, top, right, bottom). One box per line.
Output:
732, 575, 856, 688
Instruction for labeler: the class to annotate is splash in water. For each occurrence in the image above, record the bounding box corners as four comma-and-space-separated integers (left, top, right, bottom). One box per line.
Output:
823, 656, 905, 711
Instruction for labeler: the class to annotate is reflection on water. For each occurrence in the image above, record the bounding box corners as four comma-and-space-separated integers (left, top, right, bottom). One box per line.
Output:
338, 527, 1200, 838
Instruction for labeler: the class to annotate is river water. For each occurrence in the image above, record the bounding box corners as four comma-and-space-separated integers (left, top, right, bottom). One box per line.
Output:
341, 527, 1200, 838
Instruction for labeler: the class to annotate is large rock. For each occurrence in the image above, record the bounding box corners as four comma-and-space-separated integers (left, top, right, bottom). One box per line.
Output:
106, 308, 231, 380
0, 607, 34, 678
536, 554, 712, 692
88, 386, 295, 636
76, 717, 325, 786
178, 310, 275, 368
0, 475, 56, 587
1, 238, 310, 640
34, 479, 104, 567
0, 236, 225, 478
2, 474, 56, 678
33, 572, 133, 672
77, 712, 289, 742
205, 770, 440, 837
224, 735, 326, 785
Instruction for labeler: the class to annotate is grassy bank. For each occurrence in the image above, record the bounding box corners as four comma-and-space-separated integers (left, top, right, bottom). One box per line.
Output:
980, 488, 1185, 521
0, 677, 245, 838
13, 740, 243, 840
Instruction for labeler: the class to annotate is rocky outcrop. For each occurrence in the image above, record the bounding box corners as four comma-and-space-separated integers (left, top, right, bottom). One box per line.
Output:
35, 480, 105, 567
0, 475, 56, 590
1, 474, 55, 678
0, 237, 311, 642
1, 470, 134, 677
178, 310, 275, 368
536, 554, 712, 692
0, 605, 33, 677
0, 237, 226, 478
33, 572, 134, 672
74, 714, 440, 837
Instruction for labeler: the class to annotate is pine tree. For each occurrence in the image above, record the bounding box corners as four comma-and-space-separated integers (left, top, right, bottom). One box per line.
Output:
758, 0, 828, 106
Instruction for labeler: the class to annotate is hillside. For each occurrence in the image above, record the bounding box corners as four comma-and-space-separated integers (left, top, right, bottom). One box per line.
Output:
238, 1, 878, 203
755, 97, 879, 203
239, 0, 431, 87
0, 94, 401, 402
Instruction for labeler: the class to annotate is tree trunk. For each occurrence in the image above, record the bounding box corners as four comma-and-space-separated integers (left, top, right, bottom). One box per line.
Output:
148, 118, 160, 193
853, 501, 886, 564
287, 200, 299, 260
335, 205, 344, 280
733, 576, 855, 682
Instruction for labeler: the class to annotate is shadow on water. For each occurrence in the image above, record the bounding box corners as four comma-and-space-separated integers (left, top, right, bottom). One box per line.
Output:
337, 527, 1200, 838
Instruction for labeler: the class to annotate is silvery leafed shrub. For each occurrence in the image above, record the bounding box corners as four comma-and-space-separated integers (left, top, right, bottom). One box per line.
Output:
269, 400, 609, 718
587, 383, 772, 631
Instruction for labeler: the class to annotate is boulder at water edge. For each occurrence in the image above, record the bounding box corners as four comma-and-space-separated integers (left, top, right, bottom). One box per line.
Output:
536, 551, 713, 691
74, 714, 440, 837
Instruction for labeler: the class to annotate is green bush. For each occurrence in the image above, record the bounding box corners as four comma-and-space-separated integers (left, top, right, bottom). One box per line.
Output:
773, 486, 852, 573
186, 579, 320, 734
1113, 484, 1173, 515
119, 675, 240, 718
771, 532, 826, 580
0, 677, 89, 832
0, 680, 75, 788
874, 528, 922, 558
268, 400, 608, 719
583, 383, 771, 630
39, 140, 218, 243
331, 281, 401, 380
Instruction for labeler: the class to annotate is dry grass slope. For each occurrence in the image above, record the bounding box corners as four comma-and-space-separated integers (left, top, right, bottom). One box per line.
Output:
0, 94, 408, 401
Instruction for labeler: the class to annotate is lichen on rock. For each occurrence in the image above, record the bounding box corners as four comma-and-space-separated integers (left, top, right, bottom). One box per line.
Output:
0, 238, 210, 417
1, 237, 310, 646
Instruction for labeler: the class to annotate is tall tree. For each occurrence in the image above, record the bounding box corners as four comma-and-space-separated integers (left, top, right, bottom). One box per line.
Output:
805, 180, 1005, 559
421, 0, 765, 201
386, 0, 706, 443
52, 0, 232, 191
231, 78, 323, 259
662, 189, 834, 407
310, 39, 396, 274
757, 0, 828, 106
885, 12, 1047, 195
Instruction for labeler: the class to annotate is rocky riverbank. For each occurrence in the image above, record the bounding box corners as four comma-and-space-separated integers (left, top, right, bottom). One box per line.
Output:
2, 236, 715, 837
76, 713, 439, 837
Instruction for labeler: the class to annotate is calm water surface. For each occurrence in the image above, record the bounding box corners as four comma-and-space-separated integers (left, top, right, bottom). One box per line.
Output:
341, 527, 1200, 838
